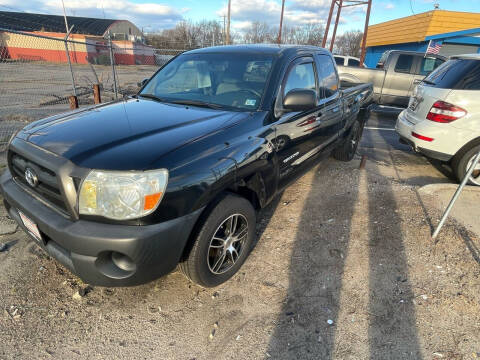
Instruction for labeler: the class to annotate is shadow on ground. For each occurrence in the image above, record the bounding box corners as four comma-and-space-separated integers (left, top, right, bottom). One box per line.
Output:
266, 151, 423, 358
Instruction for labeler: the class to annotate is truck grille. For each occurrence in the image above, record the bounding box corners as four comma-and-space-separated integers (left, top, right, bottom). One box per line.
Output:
9, 151, 68, 214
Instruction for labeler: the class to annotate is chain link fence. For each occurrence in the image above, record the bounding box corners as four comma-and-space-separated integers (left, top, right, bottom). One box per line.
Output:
0, 28, 189, 152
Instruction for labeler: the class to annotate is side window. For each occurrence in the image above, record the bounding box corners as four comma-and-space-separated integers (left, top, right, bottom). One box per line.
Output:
417, 57, 445, 76
395, 54, 414, 74
348, 58, 360, 67
334, 56, 344, 66
284, 62, 316, 96
317, 55, 339, 99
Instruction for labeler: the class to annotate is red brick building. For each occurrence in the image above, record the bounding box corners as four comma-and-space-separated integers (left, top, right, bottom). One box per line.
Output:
0, 11, 155, 65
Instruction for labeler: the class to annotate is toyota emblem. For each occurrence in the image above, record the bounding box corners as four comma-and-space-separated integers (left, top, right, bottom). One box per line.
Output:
25, 167, 38, 188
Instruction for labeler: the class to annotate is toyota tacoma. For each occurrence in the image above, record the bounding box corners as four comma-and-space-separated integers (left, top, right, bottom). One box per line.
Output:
1, 45, 372, 287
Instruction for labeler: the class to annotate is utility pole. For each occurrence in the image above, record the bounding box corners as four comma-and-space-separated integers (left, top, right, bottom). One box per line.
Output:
226, 0, 231, 45
359, 0, 372, 66
277, 0, 285, 44
221, 15, 226, 45
61, 0, 70, 34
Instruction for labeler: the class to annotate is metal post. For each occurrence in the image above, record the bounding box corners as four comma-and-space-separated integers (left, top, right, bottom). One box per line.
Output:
359, 0, 372, 66
432, 150, 480, 240
93, 84, 101, 104
64, 25, 77, 97
108, 32, 118, 99
322, 0, 337, 48
277, 0, 286, 44
330, 0, 343, 52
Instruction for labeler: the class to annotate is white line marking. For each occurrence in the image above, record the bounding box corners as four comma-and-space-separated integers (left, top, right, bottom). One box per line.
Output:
364, 127, 396, 131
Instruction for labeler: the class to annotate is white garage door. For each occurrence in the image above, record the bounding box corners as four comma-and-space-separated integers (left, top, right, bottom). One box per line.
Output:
439, 43, 479, 57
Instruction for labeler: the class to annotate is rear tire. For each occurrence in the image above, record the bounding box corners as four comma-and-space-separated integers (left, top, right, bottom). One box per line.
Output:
451, 143, 480, 186
332, 119, 364, 162
179, 194, 256, 287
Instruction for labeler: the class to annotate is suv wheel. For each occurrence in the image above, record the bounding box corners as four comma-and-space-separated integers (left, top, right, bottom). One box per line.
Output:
332, 119, 363, 162
179, 194, 256, 287
452, 144, 480, 186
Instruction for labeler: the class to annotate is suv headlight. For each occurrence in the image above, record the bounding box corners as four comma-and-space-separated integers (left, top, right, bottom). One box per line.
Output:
78, 169, 168, 220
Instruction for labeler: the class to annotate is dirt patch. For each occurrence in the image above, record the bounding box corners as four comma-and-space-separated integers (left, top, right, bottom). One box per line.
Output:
0, 149, 479, 359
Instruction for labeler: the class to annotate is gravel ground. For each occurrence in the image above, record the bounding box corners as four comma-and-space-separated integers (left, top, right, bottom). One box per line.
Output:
0, 131, 479, 359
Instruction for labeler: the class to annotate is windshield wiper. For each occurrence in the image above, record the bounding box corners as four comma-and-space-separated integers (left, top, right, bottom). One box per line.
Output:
138, 94, 168, 102
169, 99, 223, 110
421, 79, 436, 85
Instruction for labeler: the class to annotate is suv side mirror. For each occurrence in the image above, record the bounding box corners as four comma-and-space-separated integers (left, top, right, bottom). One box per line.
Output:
137, 78, 149, 88
283, 89, 316, 112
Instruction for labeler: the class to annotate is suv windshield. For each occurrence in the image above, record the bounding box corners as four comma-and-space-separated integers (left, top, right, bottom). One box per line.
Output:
424, 58, 480, 90
140, 52, 275, 110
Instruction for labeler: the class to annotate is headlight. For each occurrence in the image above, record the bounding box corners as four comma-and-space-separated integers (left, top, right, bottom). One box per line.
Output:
78, 169, 168, 220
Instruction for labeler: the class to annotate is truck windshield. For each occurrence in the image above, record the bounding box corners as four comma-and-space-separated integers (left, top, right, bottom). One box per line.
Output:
140, 52, 275, 111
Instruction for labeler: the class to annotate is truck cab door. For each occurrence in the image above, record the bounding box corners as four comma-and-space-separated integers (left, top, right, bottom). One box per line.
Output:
273, 56, 324, 185
380, 53, 416, 107
315, 53, 344, 137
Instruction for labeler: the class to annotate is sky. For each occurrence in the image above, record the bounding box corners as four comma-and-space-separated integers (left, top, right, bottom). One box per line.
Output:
0, 0, 479, 33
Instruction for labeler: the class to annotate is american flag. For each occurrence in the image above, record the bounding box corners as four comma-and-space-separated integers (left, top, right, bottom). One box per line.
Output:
426, 40, 442, 55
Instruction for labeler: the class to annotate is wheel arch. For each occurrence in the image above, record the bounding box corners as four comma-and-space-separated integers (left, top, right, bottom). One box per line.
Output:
179, 172, 266, 261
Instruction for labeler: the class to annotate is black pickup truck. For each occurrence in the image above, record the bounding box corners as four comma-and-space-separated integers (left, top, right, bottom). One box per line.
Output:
1, 45, 372, 287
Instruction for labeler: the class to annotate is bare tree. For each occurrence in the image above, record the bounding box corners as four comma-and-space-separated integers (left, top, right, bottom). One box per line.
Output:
243, 22, 275, 44
283, 23, 325, 46
333, 30, 363, 57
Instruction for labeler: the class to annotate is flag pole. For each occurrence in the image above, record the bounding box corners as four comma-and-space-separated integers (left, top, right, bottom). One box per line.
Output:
424, 39, 432, 58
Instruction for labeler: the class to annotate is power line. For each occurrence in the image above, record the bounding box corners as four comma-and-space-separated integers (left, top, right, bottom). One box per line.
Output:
409, 0, 415, 15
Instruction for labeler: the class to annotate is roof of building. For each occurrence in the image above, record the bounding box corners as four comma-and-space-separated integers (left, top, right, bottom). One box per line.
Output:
0, 10, 124, 36
366, 10, 480, 47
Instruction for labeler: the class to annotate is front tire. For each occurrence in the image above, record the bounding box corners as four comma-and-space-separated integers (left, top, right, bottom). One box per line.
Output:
332, 119, 363, 162
179, 194, 256, 287
451, 144, 480, 186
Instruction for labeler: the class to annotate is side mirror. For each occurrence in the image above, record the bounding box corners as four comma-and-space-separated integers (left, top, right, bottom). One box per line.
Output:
137, 78, 149, 88
283, 89, 317, 112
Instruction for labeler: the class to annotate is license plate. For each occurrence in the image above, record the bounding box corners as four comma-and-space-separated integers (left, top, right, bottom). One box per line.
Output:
18, 211, 42, 242
409, 97, 419, 111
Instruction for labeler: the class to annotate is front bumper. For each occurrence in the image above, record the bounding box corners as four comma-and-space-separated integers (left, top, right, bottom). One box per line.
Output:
0, 170, 203, 286
395, 111, 453, 162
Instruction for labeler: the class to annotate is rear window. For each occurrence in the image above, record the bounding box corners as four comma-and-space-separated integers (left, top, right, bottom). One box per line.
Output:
417, 57, 445, 76
424, 58, 480, 90
334, 56, 344, 66
348, 58, 360, 67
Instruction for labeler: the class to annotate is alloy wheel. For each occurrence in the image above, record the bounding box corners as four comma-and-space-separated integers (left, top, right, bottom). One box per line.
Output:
207, 214, 249, 275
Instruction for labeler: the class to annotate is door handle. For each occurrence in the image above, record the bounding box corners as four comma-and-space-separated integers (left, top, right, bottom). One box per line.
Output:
413, 79, 422, 85
332, 106, 340, 113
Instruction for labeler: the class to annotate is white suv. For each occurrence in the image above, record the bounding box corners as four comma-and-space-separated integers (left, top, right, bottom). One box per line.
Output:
396, 54, 480, 185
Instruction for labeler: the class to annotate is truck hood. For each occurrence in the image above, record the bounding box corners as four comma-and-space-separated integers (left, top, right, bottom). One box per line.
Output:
19, 98, 245, 170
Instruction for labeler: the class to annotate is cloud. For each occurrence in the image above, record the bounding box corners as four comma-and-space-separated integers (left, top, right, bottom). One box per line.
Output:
217, 0, 366, 32
384, 2, 395, 9
0, 0, 184, 31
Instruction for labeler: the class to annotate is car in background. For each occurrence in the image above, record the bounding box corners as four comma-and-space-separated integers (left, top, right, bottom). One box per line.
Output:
338, 50, 446, 107
334, 55, 362, 67
396, 54, 480, 185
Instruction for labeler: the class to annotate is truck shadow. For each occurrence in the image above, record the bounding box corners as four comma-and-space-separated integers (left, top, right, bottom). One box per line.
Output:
266, 153, 422, 358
